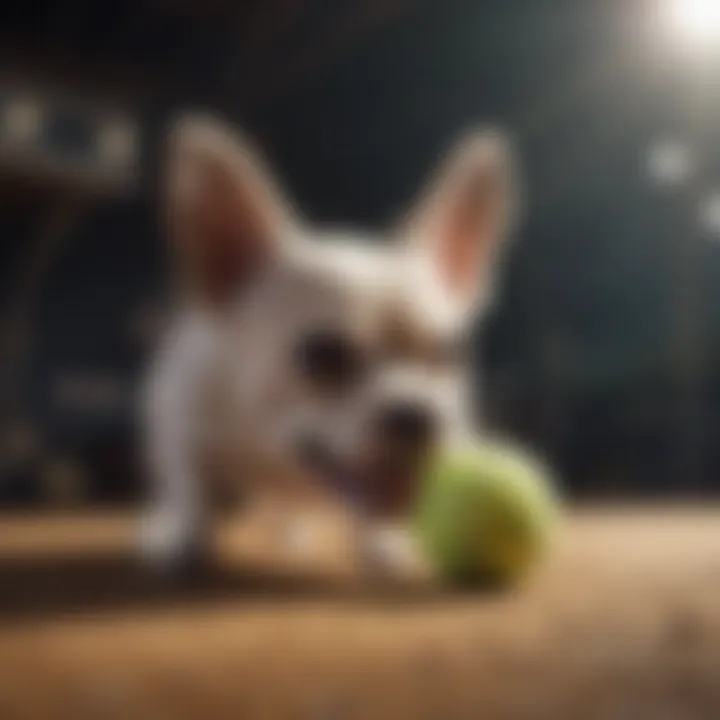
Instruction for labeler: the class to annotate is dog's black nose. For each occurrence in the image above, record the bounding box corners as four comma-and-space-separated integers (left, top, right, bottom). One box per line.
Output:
376, 401, 436, 447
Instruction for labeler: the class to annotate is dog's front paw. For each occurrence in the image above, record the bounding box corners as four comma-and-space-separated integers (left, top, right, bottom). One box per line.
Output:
138, 510, 209, 582
358, 526, 436, 589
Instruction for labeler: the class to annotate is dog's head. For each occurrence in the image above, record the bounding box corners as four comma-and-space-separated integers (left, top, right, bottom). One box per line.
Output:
165, 117, 516, 514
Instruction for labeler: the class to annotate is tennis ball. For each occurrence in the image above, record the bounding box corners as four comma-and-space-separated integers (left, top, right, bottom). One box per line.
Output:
415, 440, 560, 589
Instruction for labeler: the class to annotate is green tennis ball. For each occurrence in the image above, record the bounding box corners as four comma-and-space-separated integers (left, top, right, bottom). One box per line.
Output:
415, 440, 560, 589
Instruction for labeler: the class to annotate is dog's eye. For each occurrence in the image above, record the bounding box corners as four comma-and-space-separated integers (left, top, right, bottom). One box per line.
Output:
294, 329, 365, 391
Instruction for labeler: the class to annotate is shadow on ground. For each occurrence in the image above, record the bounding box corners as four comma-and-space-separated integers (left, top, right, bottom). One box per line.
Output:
0, 550, 506, 624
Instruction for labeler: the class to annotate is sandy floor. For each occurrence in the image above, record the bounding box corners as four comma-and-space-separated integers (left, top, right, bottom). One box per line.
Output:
1, 507, 720, 719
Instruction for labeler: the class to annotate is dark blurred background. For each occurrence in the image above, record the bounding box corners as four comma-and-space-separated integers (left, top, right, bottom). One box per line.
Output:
1, 0, 720, 508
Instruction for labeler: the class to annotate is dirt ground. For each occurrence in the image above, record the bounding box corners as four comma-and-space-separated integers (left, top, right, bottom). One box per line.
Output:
1, 507, 720, 719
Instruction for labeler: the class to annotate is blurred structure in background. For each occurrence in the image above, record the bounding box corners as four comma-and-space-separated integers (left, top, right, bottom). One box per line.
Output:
1, 0, 720, 507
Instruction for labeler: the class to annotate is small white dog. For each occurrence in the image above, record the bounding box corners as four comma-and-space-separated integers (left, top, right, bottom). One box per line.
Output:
140, 115, 516, 582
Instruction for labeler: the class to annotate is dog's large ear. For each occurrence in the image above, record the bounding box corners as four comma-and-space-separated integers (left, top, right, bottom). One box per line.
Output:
165, 116, 293, 308
399, 129, 517, 315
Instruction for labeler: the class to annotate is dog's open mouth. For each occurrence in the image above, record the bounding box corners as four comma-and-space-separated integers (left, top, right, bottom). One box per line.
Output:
296, 437, 423, 516
361, 452, 424, 516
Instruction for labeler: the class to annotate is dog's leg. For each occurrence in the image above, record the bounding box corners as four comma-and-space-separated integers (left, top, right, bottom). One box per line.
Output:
139, 329, 211, 579
355, 520, 436, 586
140, 458, 208, 580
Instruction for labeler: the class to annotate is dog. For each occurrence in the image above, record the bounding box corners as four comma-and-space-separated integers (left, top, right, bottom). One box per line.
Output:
139, 115, 516, 583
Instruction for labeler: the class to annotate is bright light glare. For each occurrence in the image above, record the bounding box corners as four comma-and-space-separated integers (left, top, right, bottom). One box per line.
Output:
668, 0, 720, 48
647, 139, 694, 187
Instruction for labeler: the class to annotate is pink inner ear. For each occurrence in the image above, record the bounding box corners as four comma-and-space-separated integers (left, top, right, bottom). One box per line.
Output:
181, 161, 276, 306
200, 226, 270, 305
437, 195, 485, 298
436, 172, 503, 300
441, 207, 481, 297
